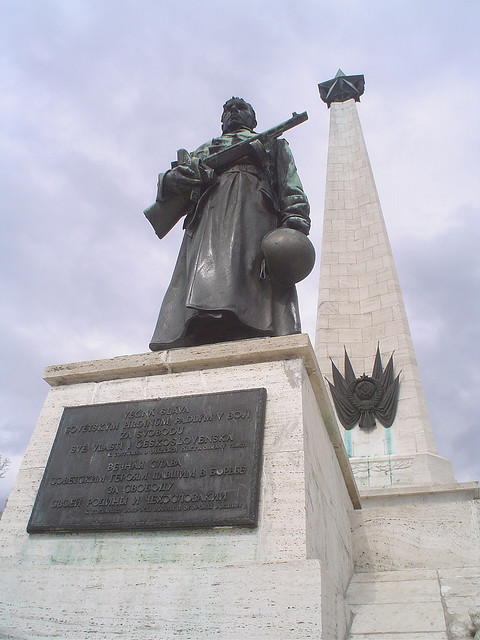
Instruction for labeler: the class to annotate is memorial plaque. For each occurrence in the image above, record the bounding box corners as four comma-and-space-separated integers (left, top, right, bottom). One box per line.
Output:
27, 388, 266, 533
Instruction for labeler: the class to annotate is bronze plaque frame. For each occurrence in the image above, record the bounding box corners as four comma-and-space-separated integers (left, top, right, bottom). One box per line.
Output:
27, 388, 266, 533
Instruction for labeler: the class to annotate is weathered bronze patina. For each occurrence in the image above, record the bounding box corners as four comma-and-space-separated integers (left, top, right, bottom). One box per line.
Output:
327, 346, 400, 430
144, 98, 311, 350
27, 388, 266, 532
261, 227, 315, 287
318, 69, 365, 107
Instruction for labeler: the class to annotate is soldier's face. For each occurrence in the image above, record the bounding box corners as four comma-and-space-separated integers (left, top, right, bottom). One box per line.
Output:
222, 101, 255, 133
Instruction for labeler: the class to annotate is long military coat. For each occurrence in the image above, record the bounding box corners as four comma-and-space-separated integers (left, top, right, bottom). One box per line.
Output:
146, 128, 310, 350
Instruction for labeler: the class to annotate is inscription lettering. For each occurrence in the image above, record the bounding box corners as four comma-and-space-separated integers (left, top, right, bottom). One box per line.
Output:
107, 461, 145, 471
27, 389, 266, 532
174, 413, 213, 424
50, 475, 105, 485
87, 496, 128, 507
210, 466, 246, 476
124, 482, 173, 493
149, 458, 180, 469
51, 498, 83, 508
70, 444, 88, 454
93, 442, 123, 452
152, 469, 196, 479
65, 423, 119, 434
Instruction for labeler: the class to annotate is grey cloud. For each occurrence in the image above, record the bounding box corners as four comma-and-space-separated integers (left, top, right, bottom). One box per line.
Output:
394, 205, 480, 481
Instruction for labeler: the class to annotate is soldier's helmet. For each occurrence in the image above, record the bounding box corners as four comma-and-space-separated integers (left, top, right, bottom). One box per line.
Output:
261, 228, 315, 287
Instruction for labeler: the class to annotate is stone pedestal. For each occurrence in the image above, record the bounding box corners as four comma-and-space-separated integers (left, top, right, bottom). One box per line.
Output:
0, 335, 359, 639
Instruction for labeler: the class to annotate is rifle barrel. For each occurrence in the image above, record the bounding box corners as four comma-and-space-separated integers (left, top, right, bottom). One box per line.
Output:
204, 110, 308, 171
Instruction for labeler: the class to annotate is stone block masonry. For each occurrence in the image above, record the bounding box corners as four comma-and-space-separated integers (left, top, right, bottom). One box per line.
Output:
0, 335, 359, 640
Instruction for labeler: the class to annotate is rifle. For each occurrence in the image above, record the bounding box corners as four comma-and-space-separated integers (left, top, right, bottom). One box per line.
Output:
197, 110, 307, 171
144, 111, 308, 238
174, 110, 308, 200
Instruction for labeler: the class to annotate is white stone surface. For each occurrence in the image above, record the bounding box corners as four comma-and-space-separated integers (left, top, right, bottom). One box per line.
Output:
1, 561, 325, 639
346, 569, 447, 638
344, 481, 480, 638
349, 452, 456, 488
315, 98, 453, 488
437, 566, 480, 639
347, 635, 449, 639
352, 484, 480, 573
0, 335, 357, 639
345, 563, 480, 640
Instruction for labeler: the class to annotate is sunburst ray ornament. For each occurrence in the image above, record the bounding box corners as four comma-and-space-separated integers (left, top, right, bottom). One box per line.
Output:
327, 345, 400, 430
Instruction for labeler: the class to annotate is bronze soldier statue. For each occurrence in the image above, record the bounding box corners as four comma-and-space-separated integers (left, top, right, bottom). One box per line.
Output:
144, 98, 311, 350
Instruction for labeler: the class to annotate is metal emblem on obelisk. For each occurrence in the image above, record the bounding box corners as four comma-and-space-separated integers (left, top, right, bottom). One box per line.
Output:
327, 346, 400, 430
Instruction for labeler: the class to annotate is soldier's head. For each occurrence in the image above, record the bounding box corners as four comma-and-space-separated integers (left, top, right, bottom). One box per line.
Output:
221, 97, 257, 134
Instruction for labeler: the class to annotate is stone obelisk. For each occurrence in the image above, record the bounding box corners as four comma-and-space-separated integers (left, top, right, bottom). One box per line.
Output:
315, 70, 455, 488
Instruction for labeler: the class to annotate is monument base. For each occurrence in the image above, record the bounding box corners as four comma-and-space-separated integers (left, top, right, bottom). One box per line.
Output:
0, 335, 359, 639
348, 481, 480, 638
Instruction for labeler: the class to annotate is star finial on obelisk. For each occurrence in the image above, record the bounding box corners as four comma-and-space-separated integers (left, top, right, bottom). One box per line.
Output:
318, 69, 365, 108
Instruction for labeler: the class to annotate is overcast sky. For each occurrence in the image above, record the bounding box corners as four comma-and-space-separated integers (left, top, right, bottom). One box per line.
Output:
1, 0, 479, 507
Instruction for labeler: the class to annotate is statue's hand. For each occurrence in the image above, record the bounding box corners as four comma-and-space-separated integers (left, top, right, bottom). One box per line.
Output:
283, 216, 310, 235
163, 165, 201, 196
